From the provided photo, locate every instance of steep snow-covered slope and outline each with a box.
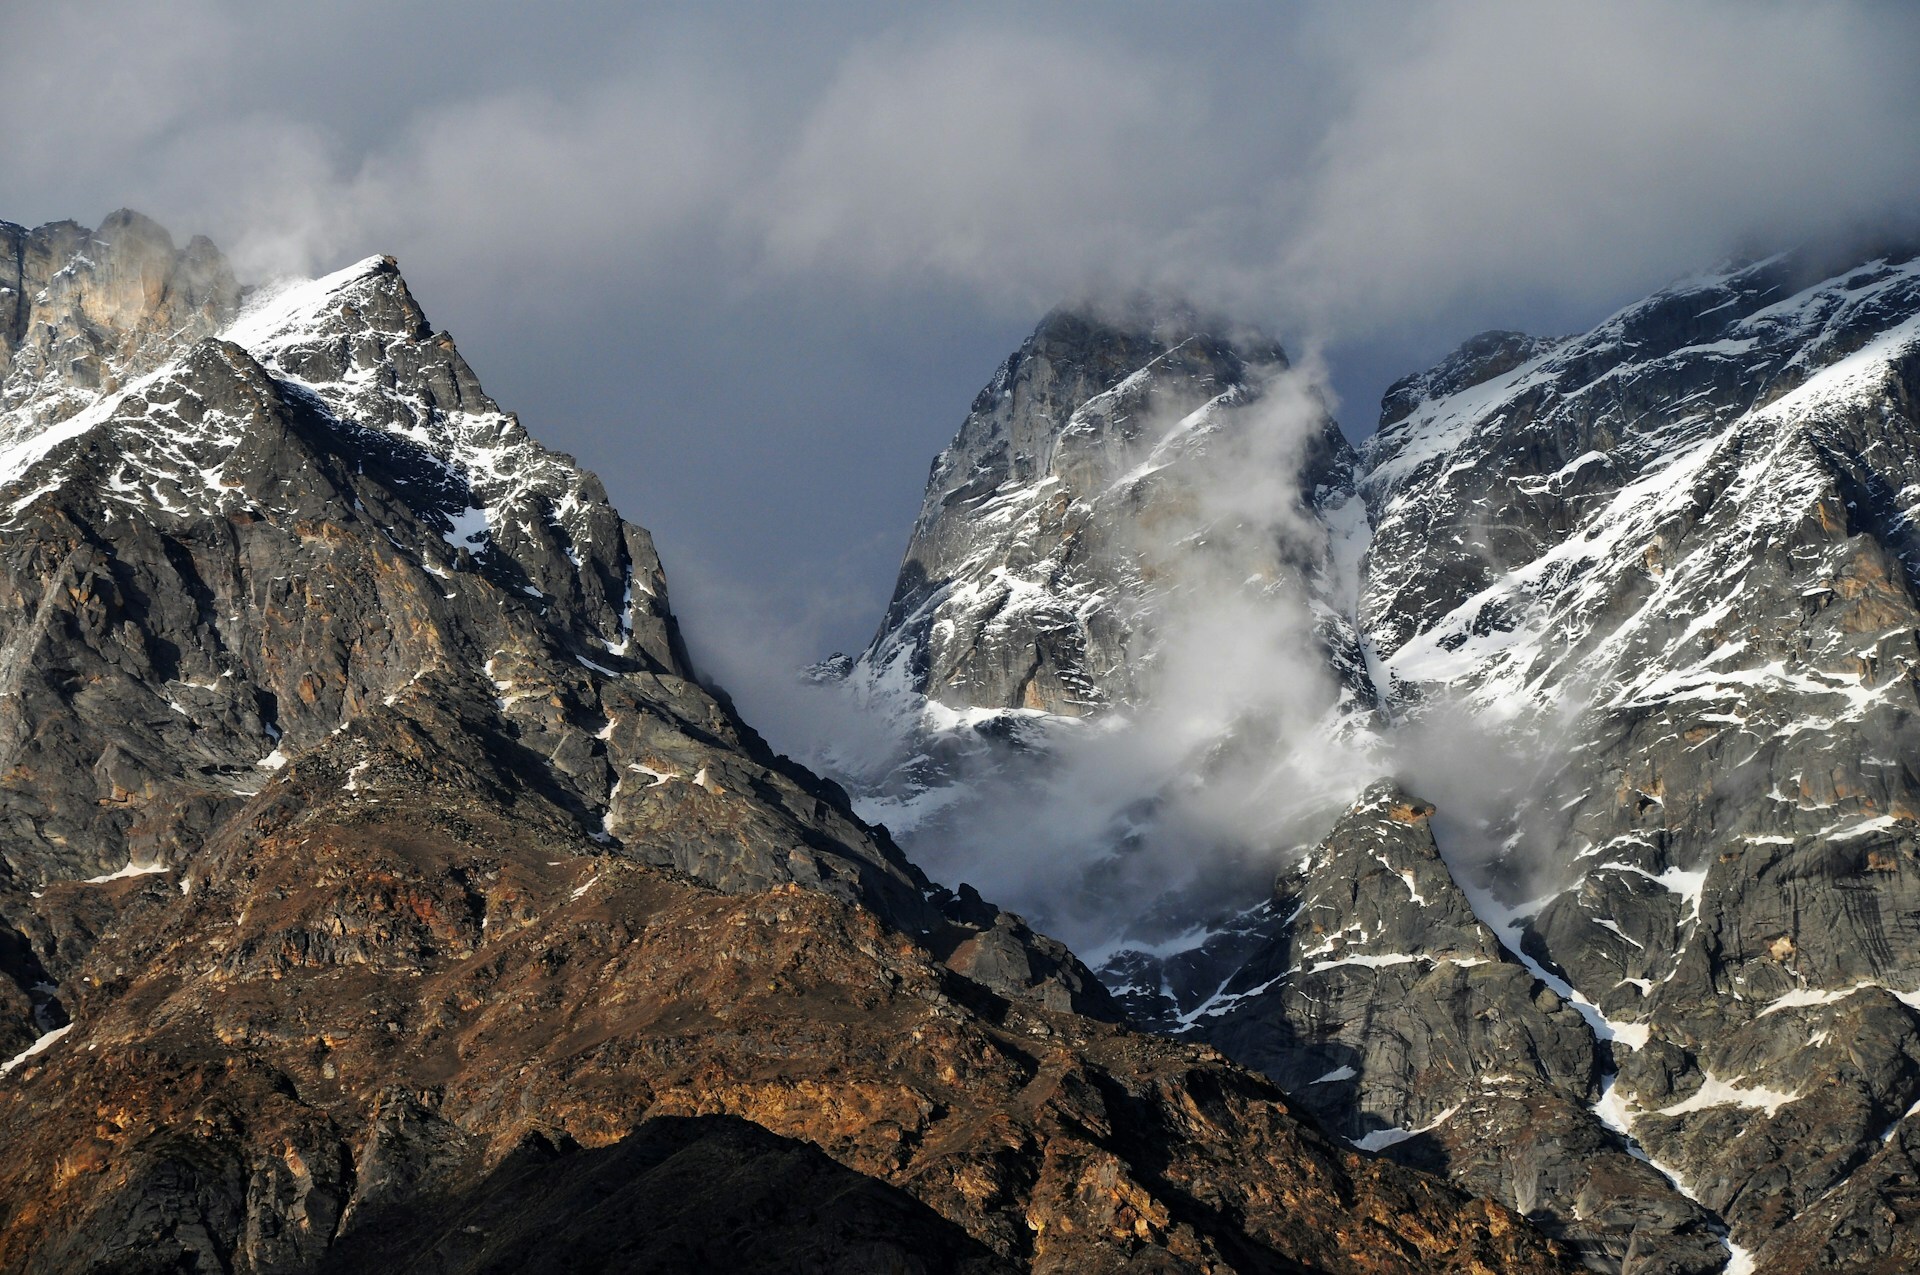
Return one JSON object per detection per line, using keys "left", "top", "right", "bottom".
{"left": 831, "top": 246, "right": 1920, "bottom": 1274}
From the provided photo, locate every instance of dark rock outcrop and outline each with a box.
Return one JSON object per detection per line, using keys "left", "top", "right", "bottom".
{"left": 1165, "top": 784, "right": 1726, "bottom": 1272}
{"left": 0, "top": 771, "right": 1570, "bottom": 1274}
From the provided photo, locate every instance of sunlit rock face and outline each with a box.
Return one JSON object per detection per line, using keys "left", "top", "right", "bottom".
{"left": 0, "top": 214, "right": 1575, "bottom": 1275}
{"left": 1334, "top": 247, "right": 1920, "bottom": 1275}
{"left": 840, "top": 245, "right": 1920, "bottom": 1274}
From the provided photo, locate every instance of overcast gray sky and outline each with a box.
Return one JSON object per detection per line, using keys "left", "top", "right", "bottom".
{"left": 5, "top": 1, "right": 1918, "bottom": 709}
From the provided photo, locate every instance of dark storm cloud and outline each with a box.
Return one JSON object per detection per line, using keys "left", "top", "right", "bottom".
{"left": 4, "top": 1, "right": 1917, "bottom": 714}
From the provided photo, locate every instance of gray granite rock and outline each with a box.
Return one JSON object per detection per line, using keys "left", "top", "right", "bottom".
{"left": 1350, "top": 246, "right": 1920, "bottom": 1271}
{"left": 0, "top": 217, "right": 1114, "bottom": 1059}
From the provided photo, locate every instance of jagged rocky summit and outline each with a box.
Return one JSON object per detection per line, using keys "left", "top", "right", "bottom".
{"left": 861, "top": 301, "right": 1360, "bottom": 716}
{"left": 832, "top": 247, "right": 1920, "bottom": 1273}
{"left": 0, "top": 212, "right": 1574, "bottom": 1274}
{"left": 819, "top": 301, "right": 1380, "bottom": 946}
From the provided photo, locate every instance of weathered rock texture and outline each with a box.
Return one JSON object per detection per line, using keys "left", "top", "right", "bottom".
{"left": 0, "top": 773, "right": 1568, "bottom": 1275}
{"left": 824, "top": 303, "right": 1379, "bottom": 943}
{"left": 860, "top": 304, "right": 1357, "bottom": 717}
{"left": 1179, "top": 785, "right": 1727, "bottom": 1272}
{"left": 1, "top": 209, "right": 239, "bottom": 439}
{"left": 1345, "top": 248, "right": 1920, "bottom": 1273}
{"left": 0, "top": 216, "right": 1573, "bottom": 1275}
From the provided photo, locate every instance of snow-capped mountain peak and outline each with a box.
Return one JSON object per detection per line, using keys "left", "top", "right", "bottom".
{"left": 818, "top": 244, "right": 1920, "bottom": 1273}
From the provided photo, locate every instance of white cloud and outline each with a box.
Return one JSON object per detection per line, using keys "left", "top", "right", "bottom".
{"left": 5, "top": 3, "right": 1913, "bottom": 341}
{"left": 0, "top": 1, "right": 234, "bottom": 184}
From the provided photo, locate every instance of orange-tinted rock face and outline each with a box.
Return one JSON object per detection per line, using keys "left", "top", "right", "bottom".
{"left": 1, "top": 209, "right": 239, "bottom": 431}
{"left": 0, "top": 766, "right": 1571, "bottom": 1275}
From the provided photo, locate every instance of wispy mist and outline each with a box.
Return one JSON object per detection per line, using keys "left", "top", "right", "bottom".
{"left": 727, "top": 363, "right": 1390, "bottom": 953}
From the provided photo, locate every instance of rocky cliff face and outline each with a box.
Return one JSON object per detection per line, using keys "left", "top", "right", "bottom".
{"left": 0, "top": 239, "right": 957, "bottom": 952}
{"left": 860, "top": 304, "right": 1357, "bottom": 717}
{"left": 1345, "top": 247, "right": 1920, "bottom": 1274}
{"left": 0, "top": 215, "right": 1573, "bottom": 1274}
{"left": 821, "top": 304, "right": 1379, "bottom": 951}
{"left": 840, "top": 247, "right": 1920, "bottom": 1273}
{"left": 1148, "top": 785, "right": 1729, "bottom": 1272}
{"left": 2, "top": 209, "right": 239, "bottom": 440}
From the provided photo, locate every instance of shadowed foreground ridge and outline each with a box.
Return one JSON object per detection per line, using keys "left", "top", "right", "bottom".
{"left": 0, "top": 214, "right": 1570, "bottom": 1274}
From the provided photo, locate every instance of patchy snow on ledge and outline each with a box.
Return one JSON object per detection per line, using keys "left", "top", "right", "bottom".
{"left": 83, "top": 860, "right": 170, "bottom": 884}
{"left": 1758, "top": 980, "right": 1920, "bottom": 1017}
{"left": 1309, "top": 952, "right": 1422, "bottom": 973}
{"left": 1658, "top": 1072, "right": 1801, "bottom": 1117}
{"left": 1350, "top": 1102, "right": 1462, "bottom": 1153}
{"left": 0, "top": 360, "right": 178, "bottom": 496}
{"left": 442, "top": 503, "right": 491, "bottom": 552}
{"left": 1590, "top": 860, "right": 1709, "bottom": 924}
{"left": 1, "top": 1024, "right": 73, "bottom": 1077}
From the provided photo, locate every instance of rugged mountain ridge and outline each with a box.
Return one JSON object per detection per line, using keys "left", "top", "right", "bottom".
{"left": 1338, "top": 246, "right": 1920, "bottom": 1274}
{"left": 0, "top": 213, "right": 1572, "bottom": 1274}
{"left": 836, "top": 246, "right": 1920, "bottom": 1272}
{"left": 858, "top": 303, "right": 1359, "bottom": 717}
{"left": 820, "top": 304, "right": 1379, "bottom": 949}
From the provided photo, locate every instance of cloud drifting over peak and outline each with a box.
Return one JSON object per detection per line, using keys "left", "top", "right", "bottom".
{"left": 9, "top": 2, "right": 1911, "bottom": 334}
{"left": 756, "top": 27, "right": 1216, "bottom": 307}
{"left": 2, "top": 1, "right": 1916, "bottom": 665}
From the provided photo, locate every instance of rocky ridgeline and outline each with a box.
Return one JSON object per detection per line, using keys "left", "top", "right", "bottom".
{"left": 844, "top": 247, "right": 1920, "bottom": 1272}
{"left": 822, "top": 302, "right": 1379, "bottom": 930}
{"left": 858, "top": 303, "right": 1359, "bottom": 716}
{"left": 0, "top": 214, "right": 1573, "bottom": 1274}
